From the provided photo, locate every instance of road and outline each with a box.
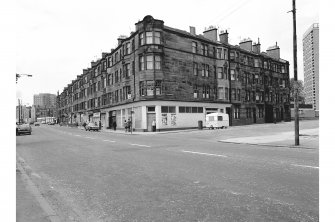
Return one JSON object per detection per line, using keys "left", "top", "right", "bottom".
{"left": 16, "top": 124, "right": 319, "bottom": 222}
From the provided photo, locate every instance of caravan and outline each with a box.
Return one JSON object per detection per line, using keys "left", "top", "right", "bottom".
{"left": 205, "top": 113, "right": 229, "bottom": 129}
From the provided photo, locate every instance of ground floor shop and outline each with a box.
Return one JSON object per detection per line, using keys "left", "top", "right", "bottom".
{"left": 101, "top": 101, "right": 232, "bottom": 132}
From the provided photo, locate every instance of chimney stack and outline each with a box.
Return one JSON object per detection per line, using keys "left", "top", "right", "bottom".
{"left": 203, "top": 26, "right": 218, "bottom": 42}
{"left": 252, "top": 38, "right": 261, "bottom": 53}
{"left": 190, "top": 26, "right": 196, "bottom": 35}
{"left": 239, "top": 38, "right": 252, "bottom": 51}
{"left": 219, "top": 30, "right": 229, "bottom": 44}
{"left": 266, "top": 42, "right": 280, "bottom": 59}
{"left": 102, "top": 52, "right": 108, "bottom": 58}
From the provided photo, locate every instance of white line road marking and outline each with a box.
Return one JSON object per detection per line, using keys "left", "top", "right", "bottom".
{"left": 181, "top": 150, "right": 227, "bottom": 158}
{"left": 130, "top": 144, "right": 151, "bottom": 148}
{"left": 103, "top": 140, "right": 115, "bottom": 143}
{"left": 74, "top": 135, "right": 82, "bottom": 137}
{"left": 291, "top": 164, "right": 319, "bottom": 169}
{"left": 85, "top": 137, "right": 95, "bottom": 139}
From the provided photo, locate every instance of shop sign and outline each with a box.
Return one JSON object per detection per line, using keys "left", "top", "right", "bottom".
{"left": 93, "top": 112, "right": 100, "bottom": 118}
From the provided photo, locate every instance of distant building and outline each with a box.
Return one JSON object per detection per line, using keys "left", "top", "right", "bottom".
{"left": 16, "top": 105, "right": 31, "bottom": 123}
{"left": 33, "top": 93, "right": 57, "bottom": 107}
{"left": 303, "top": 23, "right": 319, "bottom": 114}
{"left": 31, "top": 105, "right": 57, "bottom": 122}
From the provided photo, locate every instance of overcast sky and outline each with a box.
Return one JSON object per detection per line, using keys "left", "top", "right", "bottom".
{"left": 16, "top": 0, "right": 319, "bottom": 105}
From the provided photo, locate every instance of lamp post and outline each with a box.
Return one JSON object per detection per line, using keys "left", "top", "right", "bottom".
{"left": 16, "top": 73, "right": 32, "bottom": 83}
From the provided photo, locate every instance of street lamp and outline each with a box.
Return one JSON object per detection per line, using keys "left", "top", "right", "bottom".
{"left": 16, "top": 73, "right": 32, "bottom": 83}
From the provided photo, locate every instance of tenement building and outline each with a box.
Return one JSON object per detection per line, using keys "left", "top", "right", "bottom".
{"left": 57, "top": 15, "right": 290, "bottom": 131}
{"left": 303, "top": 23, "right": 319, "bottom": 114}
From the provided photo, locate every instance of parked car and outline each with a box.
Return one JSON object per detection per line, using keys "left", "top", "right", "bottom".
{"left": 17, "top": 123, "right": 32, "bottom": 135}
{"left": 48, "top": 122, "right": 55, "bottom": 125}
{"left": 34, "top": 122, "right": 40, "bottom": 126}
{"left": 85, "top": 122, "right": 99, "bottom": 131}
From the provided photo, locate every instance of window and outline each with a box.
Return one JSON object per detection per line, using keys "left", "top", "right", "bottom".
{"left": 193, "top": 63, "right": 198, "bottom": 76}
{"left": 218, "top": 67, "right": 223, "bottom": 79}
{"left": 234, "top": 106, "right": 240, "bottom": 119}
{"left": 218, "top": 87, "right": 224, "bottom": 99}
{"left": 140, "top": 81, "right": 145, "bottom": 96}
{"left": 146, "top": 31, "right": 153, "bottom": 44}
{"left": 203, "top": 85, "right": 210, "bottom": 98}
{"left": 115, "top": 70, "right": 119, "bottom": 83}
{"left": 154, "top": 32, "right": 161, "bottom": 44}
{"left": 146, "top": 55, "right": 154, "bottom": 69}
{"left": 139, "top": 33, "right": 144, "bottom": 45}
{"left": 193, "top": 85, "right": 199, "bottom": 98}
{"left": 192, "top": 42, "right": 197, "bottom": 53}
{"left": 223, "top": 49, "right": 228, "bottom": 60}
{"left": 126, "top": 42, "right": 130, "bottom": 54}
{"left": 225, "top": 88, "right": 229, "bottom": 100}
{"left": 217, "top": 48, "right": 223, "bottom": 59}
{"left": 161, "top": 106, "right": 176, "bottom": 113}
{"left": 232, "top": 88, "right": 236, "bottom": 100}
{"left": 179, "top": 106, "right": 204, "bottom": 113}
{"left": 155, "top": 55, "right": 161, "bottom": 70}
{"left": 201, "top": 64, "right": 205, "bottom": 77}
{"left": 155, "top": 80, "right": 162, "bottom": 95}
{"left": 255, "top": 59, "right": 259, "bottom": 67}
{"left": 231, "top": 69, "right": 235, "bottom": 80}
{"left": 139, "top": 56, "right": 144, "bottom": 71}
{"left": 204, "top": 45, "right": 208, "bottom": 56}
{"left": 230, "top": 51, "right": 235, "bottom": 60}
{"left": 237, "top": 89, "right": 241, "bottom": 101}
{"left": 123, "top": 86, "right": 131, "bottom": 99}
{"left": 205, "top": 64, "right": 209, "bottom": 77}
{"left": 124, "top": 63, "right": 130, "bottom": 78}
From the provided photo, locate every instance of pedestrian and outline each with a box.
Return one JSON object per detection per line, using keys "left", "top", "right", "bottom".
{"left": 99, "top": 120, "right": 101, "bottom": 130}
{"left": 83, "top": 121, "right": 87, "bottom": 130}
{"left": 124, "top": 120, "right": 128, "bottom": 132}
{"left": 112, "top": 121, "right": 117, "bottom": 131}
{"left": 152, "top": 119, "right": 156, "bottom": 132}
{"left": 128, "top": 118, "right": 132, "bottom": 132}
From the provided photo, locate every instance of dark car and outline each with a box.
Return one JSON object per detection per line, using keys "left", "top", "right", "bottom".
{"left": 34, "top": 122, "right": 40, "bottom": 126}
{"left": 17, "top": 123, "right": 32, "bottom": 135}
{"left": 85, "top": 122, "right": 99, "bottom": 131}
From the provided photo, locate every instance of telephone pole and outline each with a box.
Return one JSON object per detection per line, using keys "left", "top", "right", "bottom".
{"left": 290, "top": 0, "right": 300, "bottom": 145}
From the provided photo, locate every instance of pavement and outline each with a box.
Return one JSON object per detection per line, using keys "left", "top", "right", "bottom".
{"left": 16, "top": 119, "right": 319, "bottom": 221}
{"left": 99, "top": 120, "right": 319, "bottom": 149}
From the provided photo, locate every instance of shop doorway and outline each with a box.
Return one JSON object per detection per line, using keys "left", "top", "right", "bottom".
{"left": 147, "top": 113, "right": 156, "bottom": 132}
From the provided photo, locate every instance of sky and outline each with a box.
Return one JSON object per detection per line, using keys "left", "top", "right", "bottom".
{"left": 16, "top": 0, "right": 319, "bottom": 105}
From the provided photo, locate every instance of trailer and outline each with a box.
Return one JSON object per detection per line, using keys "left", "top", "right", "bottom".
{"left": 205, "top": 113, "right": 229, "bottom": 129}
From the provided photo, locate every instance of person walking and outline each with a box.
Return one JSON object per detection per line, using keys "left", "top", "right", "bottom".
{"left": 99, "top": 120, "right": 102, "bottom": 130}
{"left": 128, "top": 118, "right": 132, "bottom": 132}
{"left": 152, "top": 119, "right": 156, "bottom": 132}
{"left": 124, "top": 120, "right": 128, "bottom": 133}
{"left": 112, "top": 121, "right": 117, "bottom": 131}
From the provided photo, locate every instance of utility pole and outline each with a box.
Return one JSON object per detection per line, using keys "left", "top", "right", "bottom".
{"left": 290, "top": 0, "right": 300, "bottom": 145}
{"left": 18, "top": 99, "right": 21, "bottom": 124}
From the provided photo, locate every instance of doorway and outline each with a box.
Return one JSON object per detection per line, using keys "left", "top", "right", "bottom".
{"left": 147, "top": 113, "right": 156, "bottom": 132}
{"left": 225, "top": 107, "right": 232, "bottom": 126}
